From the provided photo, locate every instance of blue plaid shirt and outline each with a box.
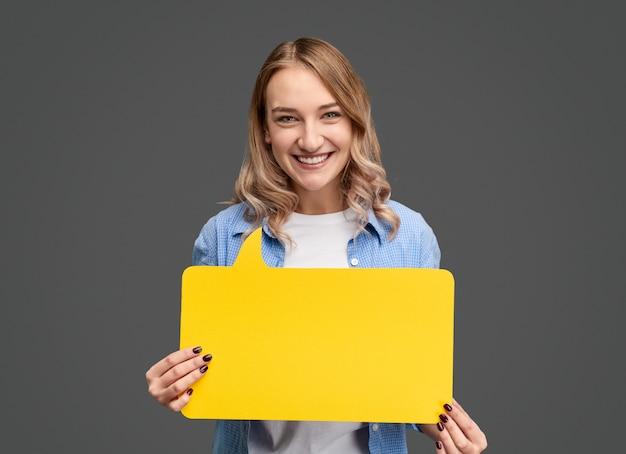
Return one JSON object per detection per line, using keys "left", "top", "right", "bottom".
{"left": 192, "top": 200, "right": 441, "bottom": 454}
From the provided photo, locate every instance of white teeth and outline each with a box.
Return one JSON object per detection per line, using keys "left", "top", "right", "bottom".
{"left": 297, "top": 154, "right": 329, "bottom": 165}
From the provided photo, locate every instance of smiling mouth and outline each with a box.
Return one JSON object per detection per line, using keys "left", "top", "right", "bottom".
{"left": 295, "top": 153, "right": 331, "bottom": 165}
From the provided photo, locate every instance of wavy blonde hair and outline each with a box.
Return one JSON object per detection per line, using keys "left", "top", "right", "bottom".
{"left": 232, "top": 37, "right": 400, "bottom": 242}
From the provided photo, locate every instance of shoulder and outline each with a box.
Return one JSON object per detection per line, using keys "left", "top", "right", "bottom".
{"left": 385, "top": 199, "right": 441, "bottom": 268}
{"left": 203, "top": 203, "right": 252, "bottom": 232}
{"left": 192, "top": 203, "right": 254, "bottom": 266}
{"left": 383, "top": 199, "right": 435, "bottom": 240}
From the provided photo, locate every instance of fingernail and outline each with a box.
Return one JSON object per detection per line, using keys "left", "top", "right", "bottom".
{"left": 439, "top": 414, "right": 449, "bottom": 423}
{"left": 192, "top": 346, "right": 202, "bottom": 354}
{"left": 436, "top": 441, "right": 442, "bottom": 449}
{"left": 444, "top": 403, "right": 453, "bottom": 412}
{"left": 437, "top": 422, "right": 444, "bottom": 431}
{"left": 187, "top": 388, "right": 193, "bottom": 396}
{"left": 200, "top": 365, "right": 208, "bottom": 373}
{"left": 202, "top": 354, "right": 213, "bottom": 362}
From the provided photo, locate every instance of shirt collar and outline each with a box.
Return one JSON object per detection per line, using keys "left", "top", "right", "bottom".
{"left": 228, "top": 205, "right": 277, "bottom": 240}
{"left": 362, "top": 209, "right": 389, "bottom": 245}
{"left": 229, "top": 206, "right": 389, "bottom": 244}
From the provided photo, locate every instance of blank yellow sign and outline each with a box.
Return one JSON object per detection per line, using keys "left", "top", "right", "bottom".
{"left": 180, "top": 228, "right": 454, "bottom": 423}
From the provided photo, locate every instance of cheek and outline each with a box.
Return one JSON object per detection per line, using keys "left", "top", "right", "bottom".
{"left": 341, "top": 134, "right": 354, "bottom": 157}
{"left": 270, "top": 143, "right": 287, "bottom": 165}
{"left": 339, "top": 123, "right": 353, "bottom": 148}
{"left": 267, "top": 130, "right": 295, "bottom": 153}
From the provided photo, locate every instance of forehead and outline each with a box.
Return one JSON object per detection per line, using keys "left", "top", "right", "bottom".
{"left": 265, "top": 66, "right": 336, "bottom": 109}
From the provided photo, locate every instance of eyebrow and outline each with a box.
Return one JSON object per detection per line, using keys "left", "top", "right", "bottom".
{"left": 270, "top": 102, "right": 339, "bottom": 113}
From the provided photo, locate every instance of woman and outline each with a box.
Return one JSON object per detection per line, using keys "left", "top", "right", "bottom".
{"left": 146, "top": 37, "right": 487, "bottom": 454}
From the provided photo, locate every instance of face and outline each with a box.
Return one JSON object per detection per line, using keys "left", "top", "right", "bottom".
{"left": 264, "top": 66, "right": 352, "bottom": 214}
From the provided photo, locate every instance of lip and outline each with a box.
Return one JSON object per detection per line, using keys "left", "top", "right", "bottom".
{"left": 292, "top": 152, "right": 333, "bottom": 167}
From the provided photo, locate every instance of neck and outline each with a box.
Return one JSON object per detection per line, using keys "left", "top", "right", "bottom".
{"left": 293, "top": 187, "right": 346, "bottom": 215}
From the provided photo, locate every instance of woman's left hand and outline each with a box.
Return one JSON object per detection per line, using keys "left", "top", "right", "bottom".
{"left": 420, "top": 399, "right": 488, "bottom": 453}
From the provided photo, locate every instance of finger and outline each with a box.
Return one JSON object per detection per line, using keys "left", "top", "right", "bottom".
{"left": 446, "top": 401, "right": 484, "bottom": 441}
{"left": 168, "top": 360, "right": 211, "bottom": 400}
{"left": 438, "top": 415, "right": 470, "bottom": 453}
{"left": 158, "top": 353, "right": 213, "bottom": 390}
{"left": 169, "top": 388, "right": 194, "bottom": 412}
{"left": 451, "top": 398, "right": 470, "bottom": 418}
{"left": 147, "top": 350, "right": 212, "bottom": 407}
{"left": 437, "top": 424, "right": 462, "bottom": 454}
{"left": 441, "top": 402, "right": 488, "bottom": 452}
{"left": 146, "top": 346, "right": 203, "bottom": 380}
{"left": 151, "top": 359, "right": 211, "bottom": 409}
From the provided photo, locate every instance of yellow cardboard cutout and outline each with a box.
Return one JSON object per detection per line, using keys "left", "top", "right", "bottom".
{"left": 180, "top": 228, "right": 454, "bottom": 423}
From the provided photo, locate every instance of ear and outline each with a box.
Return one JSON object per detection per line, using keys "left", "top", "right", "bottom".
{"left": 264, "top": 129, "right": 271, "bottom": 144}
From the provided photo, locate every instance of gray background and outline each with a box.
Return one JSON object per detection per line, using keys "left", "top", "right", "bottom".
{"left": 2, "top": 1, "right": 624, "bottom": 452}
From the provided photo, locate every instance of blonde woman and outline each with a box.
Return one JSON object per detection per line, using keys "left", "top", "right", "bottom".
{"left": 146, "top": 37, "right": 487, "bottom": 454}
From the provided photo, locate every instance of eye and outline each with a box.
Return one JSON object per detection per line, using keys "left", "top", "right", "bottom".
{"left": 323, "top": 112, "right": 341, "bottom": 119}
{"left": 277, "top": 115, "right": 297, "bottom": 122}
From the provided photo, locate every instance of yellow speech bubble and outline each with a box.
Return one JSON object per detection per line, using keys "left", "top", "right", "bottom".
{"left": 180, "top": 228, "right": 454, "bottom": 423}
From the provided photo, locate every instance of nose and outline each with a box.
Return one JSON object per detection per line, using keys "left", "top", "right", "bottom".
{"left": 297, "top": 124, "right": 324, "bottom": 152}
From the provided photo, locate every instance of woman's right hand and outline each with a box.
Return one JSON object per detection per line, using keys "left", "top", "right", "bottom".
{"left": 145, "top": 346, "right": 213, "bottom": 411}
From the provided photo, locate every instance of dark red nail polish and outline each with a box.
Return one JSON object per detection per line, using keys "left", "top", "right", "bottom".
{"left": 436, "top": 441, "right": 442, "bottom": 449}
{"left": 202, "top": 354, "right": 213, "bottom": 362}
{"left": 200, "top": 365, "right": 208, "bottom": 373}
{"left": 444, "top": 403, "right": 453, "bottom": 412}
{"left": 192, "top": 346, "right": 202, "bottom": 354}
{"left": 439, "top": 414, "right": 449, "bottom": 423}
{"left": 187, "top": 388, "right": 193, "bottom": 396}
{"left": 437, "top": 422, "right": 444, "bottom": 431}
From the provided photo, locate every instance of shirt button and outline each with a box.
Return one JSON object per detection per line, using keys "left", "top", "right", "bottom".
{"left": 372, "top": 423, "right": 379, "bottom": 431}
{"left": 350, "top": 258, "right": 359, "bottom": 266}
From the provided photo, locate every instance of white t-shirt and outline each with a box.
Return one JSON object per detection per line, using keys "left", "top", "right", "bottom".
{"left": 281, "top": 209, "right": 359, "bottom": 268}
{"left": 248, "top": 209, "right": 369, "bottom": 454}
